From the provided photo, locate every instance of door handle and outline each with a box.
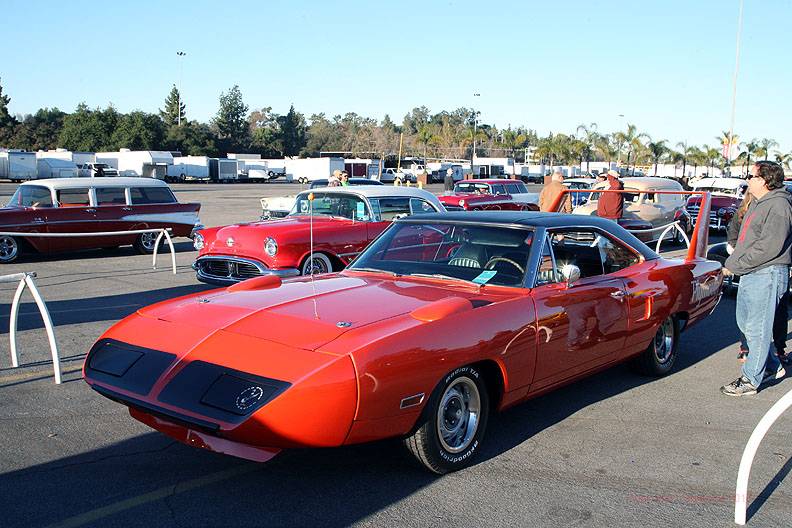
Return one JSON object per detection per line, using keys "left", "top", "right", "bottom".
{"left": 121, "top": 207, "right": 132, "bottom": 211}
{"left": 32, "top": 217, "right": 44, "bottom": 223}
{"left": 610, "top": 290, "right": 626, "bottom": 299}
{"left": 86, "top": 208, "right": 97, "bottom": 213}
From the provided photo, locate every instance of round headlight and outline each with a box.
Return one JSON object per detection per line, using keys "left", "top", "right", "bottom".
{"left": 717, "top": 207, "right": 727, "bottom": 218}
{"left": 264, "top": 237, "right": 277, "bottom": 257}
{"left": 193, "top": 233, "right": 204, "bottom": 250}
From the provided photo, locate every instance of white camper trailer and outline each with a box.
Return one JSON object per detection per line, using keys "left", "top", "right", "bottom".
{"left": 36, "top": 158, "right": 79, "bottom": 179}
{"left": 36, "top": 149, "right": 95, "bottom": 166}
{"left": 168, "top": 156, "right": 211, "bottom": 182}
{"left": 284, "top": 157, "right": 345, "bottom": 184}
{"left": 0, "top": 151, "right": 37, "bottom": 181}
{"left": 95, "top": 150, "right": 174, "bottom": 179}
{"left": 209, "top": 158, "right": 238, "bottom": 182}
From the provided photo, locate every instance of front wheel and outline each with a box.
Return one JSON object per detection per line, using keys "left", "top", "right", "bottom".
{"left": 404, "top": 365, "right": 489, "bottom": 474}
{"left": 133, "top": 232, "right": 161, "bottom": 254}
{"left": 632, "top": 316, "right": 679, "bottom": 376}
{"left": 300, "top": 253, "right": 332, "bottom": 275}
{"left": 0, "top": 235, "right": 20, "bottom": 263}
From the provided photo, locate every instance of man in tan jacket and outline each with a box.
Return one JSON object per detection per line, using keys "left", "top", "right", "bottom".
{"left": 539, "top": 171, "right": 572, "bottom": 213}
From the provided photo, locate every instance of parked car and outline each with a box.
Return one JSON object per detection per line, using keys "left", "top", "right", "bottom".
{"left": 439, "top": 179, "right": 539, "bottom": 211}
{"left": 379, "top": 168, "right": 414, "bottom": 183}
{"left": 573, "top": 177, "right": 693, "bottom": 244}
{"left": 83, "top": 206, "right": 721, "bottom": 473}
{"left": 259, "top": 178, "right": 385, "bottom": 220}
{"left": 196, "top": 186, "right": 445, "bottom": 284}
{"left": 0, "top": 178, "right": 202, "bottom": 262}
{"left": 77, "top": 163, "right": 119, "bottom": 178}
{"left": 563, "top": 177, "right": 597, "bottom": 207}
{"left": 685, "top": 177, "right": 747, "bottom": 232}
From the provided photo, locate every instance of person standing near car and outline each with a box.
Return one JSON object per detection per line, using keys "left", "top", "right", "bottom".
{"left": 539, "top": 171, "right": 572, "bottom": 213}
{"left": 340, "top": 170, "right": 350, "bottom": 186}
{"left": 328, "top": 169, "right": 342, "bottom": 187}
{"left": 721, "top": 161, "right": 792, "bottom": 396}
{"left": 444, "top": 168, "right": 455, "bottom": 192}
{"left": 596, "top": 170, "right": 624, "bottom": 220}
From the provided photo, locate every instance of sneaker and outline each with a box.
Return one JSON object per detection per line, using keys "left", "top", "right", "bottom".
{"left": 762, "top": 365, "right": 786, "bottom": 383}
{"left": 721, "top": 376, "right": 758, "bottom": 396}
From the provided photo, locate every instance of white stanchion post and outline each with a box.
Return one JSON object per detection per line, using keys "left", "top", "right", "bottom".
{"left": 735, "top": 388, "right": 792, "bottom": 525}
{"left": 9, "top": 275, "right": 26, "bottom": 367}
{"left": 152, "top": 229, "right": 177, "bottom": 274}
{"left": 653, "top": 222, "right": 691, "bottom": 253}
{"left": 23, "top": 274, "right": 61, "bottom": 384}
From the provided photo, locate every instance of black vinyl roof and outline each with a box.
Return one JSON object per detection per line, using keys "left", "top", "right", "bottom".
{"left": 402, "top": 211, "right": 660, "bottom": 259}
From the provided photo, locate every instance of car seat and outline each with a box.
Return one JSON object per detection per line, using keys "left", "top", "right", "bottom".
{"left": 448, "top": 243, "right": 487, "bottom": 268}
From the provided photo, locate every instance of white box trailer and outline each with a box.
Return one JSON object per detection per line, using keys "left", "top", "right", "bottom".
{"left": 95, "top": 150, "right": 174, "bottom": 179}
{"left": 226, "top": 153, "right": 262, "bottom": 160}
{"left": 285, "top": 157, "right": 345, "bottom": 184}
{"left": 37, "top": 158, "right": 79, "bottom": 179}
{"left": 36, "top": 149, "right": 95, "bottom": 166}
{"left": 209, "top": 158, "right": 238, "bottom": 182}
{"left": 0, "top": 151, "right": 37, "bottom": 181}
{"left": 472, "top": 157, "right": 516, "bottom": 177}
{"left": 168, "top": 156, "right": 211, "bottom": 182}
{"left": 239, "top": 159, "right": 284, "bottom": 181}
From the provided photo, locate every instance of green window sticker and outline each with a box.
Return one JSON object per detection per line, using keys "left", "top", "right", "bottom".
{"left": 472, "top": 270, "right": 497, "bottom": 284}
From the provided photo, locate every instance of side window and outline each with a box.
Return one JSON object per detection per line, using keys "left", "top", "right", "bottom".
{"left": 19, "top": 186, "right": 53, "bottom": 208}
{"left": 534, "top": 236, "right": 558, "bottom": 285}
{"left": 95, "top": 187, "right": 127, "bottom": 205}
{"left": 373, "top": 197, "right": 411, "bottom": 221}
{"left": 596, "top": 235, "right": 640, "bottom": 273}
{"left": 548, "top": 229, "right": 640, "bottom": 278}
{"left": 410, "top": 198, "right": 436, "bottom": 214}
{"left": 130, "top": 187, "right": 177, "bottom": 204}
{"left": 505, "top": 183, "right": 522, "bottom": 194}
{"left": 644, "top": 192, "right": 656, "bottom": 203}
{"left": 57, "top": 188, "right": 90, "bottom": 207}
{"left": 491, "top": 184, "right": 506, "bottom": 195}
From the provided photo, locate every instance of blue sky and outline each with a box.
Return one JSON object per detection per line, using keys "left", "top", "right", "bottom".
{"left": 3, "top": 0, "right": 790, "bottom": 152}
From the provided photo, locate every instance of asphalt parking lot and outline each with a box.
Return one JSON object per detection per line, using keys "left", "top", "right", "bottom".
{"left": 1, "top": 181, "right": 790, "bottom": 528}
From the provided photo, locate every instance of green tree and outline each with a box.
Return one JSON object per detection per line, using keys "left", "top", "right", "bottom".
{"left": 0, "top": 77, "right": 15, "bottom": 129}
{"left": 402, "top": 106, "right": 430, "bottom": 135}
{"left": 7, "top": 108, "right": 66, "bottom": 151}
{"left": 576, "top": 123, "right": 599, "bottom": 173}
{"left": 111, "top": 111, "right": 164, "bottom": 150}
{"left": 756, "top": 137, "right": 778, "bottom": 161}
{"left": 59, "top": 103, "right": 120, "bottom": 151}
{"left": 248, "top": 107, "right": 282, "bottom": 157}
{"left": 164, "top": 120, "right": 218, "bottom": 156}
{"left": 676, "top": 141, "right": 696, "bottom": 179}
{"left": 277, "top": 105, "right": 306, "bottom": 157}
{"left": 212, "top": 85, "right": 250, "bottom": 154}
{"left": 159, "top": 85, "right": 186, "bottom": 128}
{"left": 737, "top": 139, "right": 760, "bottom": 176}
{"left": 646, "top": 139, "right": 668, "bottom": 176}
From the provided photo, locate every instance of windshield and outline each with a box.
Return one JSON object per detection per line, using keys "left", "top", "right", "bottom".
{"left": 454, "top": 182, "right": 490, "bottom": 194}
{"left": 290, "top": 192, "right": 371, "bottom": 221}
{"left": 349, "top": 221, "right": 534, "bottom": 287}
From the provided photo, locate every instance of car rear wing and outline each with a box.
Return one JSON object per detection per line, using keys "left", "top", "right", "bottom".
{"left": 548, "top": 189, "right": 713, "bottom": 261}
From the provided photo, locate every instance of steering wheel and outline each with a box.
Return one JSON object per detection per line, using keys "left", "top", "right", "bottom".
{"left": 484, "top": 257, "right": 524, "bottom": 274}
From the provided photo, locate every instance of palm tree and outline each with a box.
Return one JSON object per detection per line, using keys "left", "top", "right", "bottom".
{"left": 576, "top": 122, "right": 599, "bottom": 173}
{"left": 669, "top": 150, "right": 685, "bottom": 178}
{"left": 757, "top": 138, "right": 778, "bottom": 161}
{"left": 676, "top": 141, "right": 695, "bottom": 180}
{"left": 739, "top": 139, "right": 760, "bottom": 175}
{"left": 688, "top": 146, "right": 706, "bottom": 178}
{"left": 594, "top": 134, "right": 618, "bottom": 166}
{"left": 703, "top": 145, "right": 722, "bottom": 178}
{"left": 646, "top": 139, "right": 668, "bottom": 176}
{"left": 619, "top": 124, "right": 649, "bottom": 174}
{"left": 774, "top": 151, "right": 791, "bottom": 169}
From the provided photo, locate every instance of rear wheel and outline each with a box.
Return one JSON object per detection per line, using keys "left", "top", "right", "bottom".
{"left": 404, "top": 365, "right": 489, "bottom": 474}
{"left": 0, "top": 235, "right": 19, "bottom": 263}
{"left": 133, "top": 232, "right": 161, "bottom": 254}
{"left": 632, "top": 316, "right": 679, "bottom": 376}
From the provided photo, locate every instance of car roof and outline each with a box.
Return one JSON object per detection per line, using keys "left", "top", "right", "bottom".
{"left": 593, "top": 176, "right": 683, "bottom": 191}
{"left": 20, "top": 177, "right": 169, "bottom": 189}
{"left": 296, "top": 185, "right": 440, "bottom": 201}
{"left": 692, "top": 177, "right": 747, "bottom": 190}
{"left": 399, "top": 211, "right": 659, "bottom": 259}
{"left": 459, "top": 179, "right": 521, "bottom": 185}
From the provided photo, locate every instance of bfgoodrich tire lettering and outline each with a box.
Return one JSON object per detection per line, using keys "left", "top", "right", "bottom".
{"left": 404, "top": 365, "right": 489, "bottom": 474}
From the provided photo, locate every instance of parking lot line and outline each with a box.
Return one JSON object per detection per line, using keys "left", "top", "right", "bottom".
{"left": 46, "top": 463, "right": 260, "bottom": 528}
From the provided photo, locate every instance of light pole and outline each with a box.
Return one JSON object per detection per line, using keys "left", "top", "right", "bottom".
{"left": 616, "top": 113, "right": 625, "bottom": 166}
{"left": 472, "top": 93, "right": 480, "bottom": 177}
{"left": 176, "top": 51, "right": 186, "bottom": 126}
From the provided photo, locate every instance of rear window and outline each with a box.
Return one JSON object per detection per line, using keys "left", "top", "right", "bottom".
{"left": 130, "top": 187, "right": 177, "bottom": 204}
{"left": 57, "top": 188, "right": 90, "bottom": 207}
{"left": 96, "top": 187, "right": 127, "bottom": 205}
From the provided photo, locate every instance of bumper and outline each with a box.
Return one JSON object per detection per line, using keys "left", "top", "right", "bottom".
{"left": 190, "top": 224, "right": 205, "bottom": 239}
{"left": 194, "top": 255, "right": 299, "bottom": 285}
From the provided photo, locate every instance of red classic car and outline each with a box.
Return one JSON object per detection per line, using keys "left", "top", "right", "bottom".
{"left": 439, "top": 179, "right": 539, "bottom": 212}
{"left": 84, "top": 196, "right": 721, "bottom": 474}
{"left": 193, "top": 186, "right": 445, "bottom": 284}
{"left": 0, "top": 178, "right": 201, "bottom": 262}
{"left": 686, "top": 177, "right": 747, "bottom": 231}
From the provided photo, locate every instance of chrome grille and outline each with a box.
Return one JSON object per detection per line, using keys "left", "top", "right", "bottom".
{"left": 687, "top": 205, "right": 717, "bottom": 225}
{"left": 197, "top": 258, "right": 264, "bottom": 281}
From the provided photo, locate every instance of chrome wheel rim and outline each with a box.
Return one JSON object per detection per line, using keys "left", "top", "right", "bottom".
{"left": 302, "top": 255, "right": 329, "bottom": 275}
{"left": 436, "top": 376, "right": 480, "bottom": 453}
{"left": 654, "top": 318, "right": 674, "bottom": 364}
{"left": 140, "top": 233, "right": 157, "bottom": 250}
{"left": 0, "top": 236, "right": 18, "bottom": 261}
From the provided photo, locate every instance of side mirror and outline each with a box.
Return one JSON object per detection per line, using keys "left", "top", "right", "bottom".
{"left": 559, "top": 264, "right": 581, "bottom": 286}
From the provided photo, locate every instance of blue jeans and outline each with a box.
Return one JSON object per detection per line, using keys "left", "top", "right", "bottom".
{"left": 738, "top": 265, "right": 789, "bottom": 387}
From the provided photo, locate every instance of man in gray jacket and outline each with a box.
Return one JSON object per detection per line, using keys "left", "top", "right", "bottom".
{"left": 721, "top": 161, "right": 792, "bottom": 396}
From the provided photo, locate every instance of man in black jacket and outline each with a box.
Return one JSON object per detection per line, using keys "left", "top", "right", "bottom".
{"left": 721, "top": 161, "right": 792, "bottom": 396}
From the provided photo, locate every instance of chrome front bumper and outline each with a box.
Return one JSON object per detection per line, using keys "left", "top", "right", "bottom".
{"left": 194, "top": 255, "right": 299, "bottom": 285}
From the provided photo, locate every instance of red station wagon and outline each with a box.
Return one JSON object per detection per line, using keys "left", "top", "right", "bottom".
{"left": 439, "top": 179, "right": 539, "bottom": 212}
{"left": 0, "top": 178, "right": 202, "bottom": 262}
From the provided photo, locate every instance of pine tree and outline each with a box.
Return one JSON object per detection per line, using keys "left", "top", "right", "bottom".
{"left": 0, "top": 77, "right": 17, "bottom": 130}
{"left": 278, "top": 105, "right": 306, "bottom": 156}
{"left": 159, "top": 85, "right": 186, "bottom": 127}
{"left": 212, "top": 85, "right": 250, "bottom": 153}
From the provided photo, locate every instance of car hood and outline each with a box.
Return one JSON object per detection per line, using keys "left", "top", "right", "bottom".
{"left": 687, "top": 195, "right": 739, "bottom": 208}
{"left": 137, "top": 273, "right": 479, "bottom": 351}
{"left": 203, "top": 216, "right": 355, "bottom": 255}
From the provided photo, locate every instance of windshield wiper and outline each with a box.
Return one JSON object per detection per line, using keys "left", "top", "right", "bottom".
{"left": 348, "top": 267, "right": 401, "bottom": 276}
{"left": 407, "top": 273, "right": 475, "bottom": 284}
